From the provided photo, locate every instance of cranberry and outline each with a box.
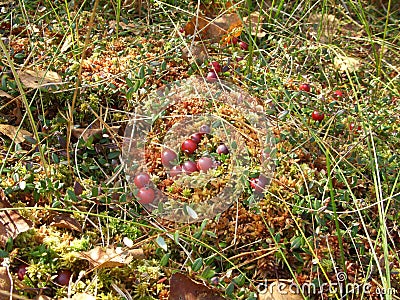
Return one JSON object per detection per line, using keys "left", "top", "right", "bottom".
{"left": 239, "top": 41, "right": 248, "bottom": 51}
{"left": 134, "top": 173, "right": 150, "bottom": 188}
{"left": 216, "top": 144, "right": 229, "bottom": 155}
{"left": 199, "top": 124, "right": 211, "bottom": 134}
{"left": 191, "top": 133, "right": 203, "bottom": 144}
{"left": 182, "top": 161, "right": 198, "bottom": 174}
{"left": 349, "top": 123, "right": 362, "bottom": 132}
{"left": 206, "top": 71, "right": 218, "bottom": 82}
{"left": 230, "top": 36, "right": 239, "bottom": 45}
{"left": 55, "top": 270, "right": 72, "bottom": 286}
{"left": 197, "top": 157, "right": 214, "bottom": 172}
{"left": 161, "top": 149, "right": 177, "bottom": 167}
{"left": 311, "top": 110, "right": 325, "bottom": 122}
{"left": 17, "top": 264, "right": 28, "bottom": 281}
{"left": 236, "top": 56, "right": 244, "bottom": 62}
{"left": 333, "top": 90, "right": 344, "bottom": 98}
{"left": 209, "top": 61, "right": 221, "bottom": 73}
{"left": 181, "top": 139, "right": 197, "bottom": 154}
{"left": 137, "top": 187, "right": 155, "bottom": 204}
{"left": 170, "top": 165, "right": 183, "bottom": 178}
{"left": 299, "top": 83, "right": 311, "bottom": 93}
{"left": 250, "top": 175, "right": 268, "bottom": 193}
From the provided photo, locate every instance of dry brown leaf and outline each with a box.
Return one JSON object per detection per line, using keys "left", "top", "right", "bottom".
{"left": 69, "top": 293, "right": 96, "bottom": 300}
{"left": 71, "top": 126, "right": 120, "bottom": 142}
{"left": 258, "top": 281, "right": 304, "bottom": 300}
{"left": 50, "top": 213, "right": 82, "bottom": 232}
{"left": 34, "top": 296, "right": 53, "bottom": 300}
{"left": 243, "top": 12, "right": 266, "bottom": 38}
{"left": 0, "top": 124, "right": 32, "bottom": 144}
{"left": 308, "top": 13, "right": 340, "bottom": 43}
{"left": 333, "top": 54, "right": 361, "bottom": 72}
{"left": 0, "top": 90, "right": 12, "bottom": 99}
{"left": 182, "top": 43, "right": 209, "bottom": 64}
{"left": 18, "top": 69, "right": 62, "bottom": 89}
{"left": 184, "top": 13, "right": 242, "bottom": 43}
{"left": 0, "top": 267, "right": 12, "bottom": 300}
{"left": 169, "top": 273, "right": 225, "bottom": 300}
{"left": 76, "top": 246, "right": 144, "bottom": 269}
{"left": 0, "top": 189, "right": 33, "bottom": 248}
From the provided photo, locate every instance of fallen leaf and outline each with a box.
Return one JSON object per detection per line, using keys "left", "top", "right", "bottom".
{"left": 0, "top": 124, "right": 32, "bottom": 144}
{"left": 0, "top": 90, "right": 12, "bottom": 99}
{"left": 18, "top": 69, "right": 62, "bottom": 89}
{"left": 70, "top": 293, "right": 96, "bottom": 300}
{"left": 181, "top": 43, "right": 209, "bottom": 64}
{"left": 308, "top": 13, "right": 340, "bottom": 43}
{"left": 169, "top": 273, "right": 225, "bottom": 300}
{"left": 333, "top": 54, "right": 361, "bottom": 72}
{"left": 75, "top": 246, "right": 144, "bottom": 269}
{"left": 108, "top": 20, "right": 145, "bottom": 35}
{"left": 0, "top": 267, "right": 12, "bottom": 300}
{"left": 50, "top": 213, "right": 82, "bottom": 232}
{"left": 60, "top": 35, "right": 73, "bottom": 53}
{"left": 184, "top": 13, "right": 242, "bottom": 43}
{"left": 243, "top": 12, "right": 266, "bottom": 38}
{"left": 258, "top": 281, "right": 304, "bottom": 300}
{"left": 71, "top": 126, "right": 120, "bottom": 142}
{"left": 0, "top": 189, "right": 33, "bottom": 248}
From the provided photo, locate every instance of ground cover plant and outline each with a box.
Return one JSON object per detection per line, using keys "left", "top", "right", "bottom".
{"left": 0, "top": 0, "right": 399, "bottom": 299}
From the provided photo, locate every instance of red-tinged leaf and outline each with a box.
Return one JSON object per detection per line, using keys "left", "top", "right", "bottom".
{"left": 0, "top": 189, "right": 33, "bottom": 248}
{"left": 169, "top": 273, "right": 225, "bottom": 300}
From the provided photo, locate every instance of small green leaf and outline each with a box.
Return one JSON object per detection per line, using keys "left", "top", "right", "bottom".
{"left": 155, "top": 236, "right": 168, "bottom": 252}
{"left": 138, "top": 65, "right": 145, "bottom": 79}
{"left": 201, "top": 266, "right": 216, "bottom": 279}
{"left": 67, "top": 189, "right": 78, "bottom": 201}
{"left": 192, "top": 257, "right": 203, "bottom": 272}
{"left": 160, "top": 253, "right": 170, "bottom": 266}
{"left": 233, "top": 274, "right": 245, "bottom": 286}
{"left": 225, "top": 282, "right": 235, "bottom": 296}
{"left": 107, "top": 151, "right": 120, "bottom": 159}
{"left": 173, "top": 231, "right": 180, "bottom": 244}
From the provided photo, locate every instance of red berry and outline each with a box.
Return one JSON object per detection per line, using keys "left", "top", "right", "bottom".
{"left": 17, "top": 264, "right": 28, "bottom": 281}
{"left": 333, "top": 90, "right": 344, "bottom": 98}
{"left": 216, "top": 144, "right": 229, "bottom": 155}
{"left": 206, "top": 71, "right": 218, "bottom": 82}
{"left": 230, "top": 36, "right": 239, "bottom": 45}
{"left": 56, "top": 270, "right": 72, "bottom": 286}
{"left": 181, "top": 139, "right": 197, "bottom": 154}
{"left": 179, "top": 27, "right": 185, "bottom": 34}
{"left": 209, "top": 61, "right": 221, "bottom": 73}
{"left": 311, "top": 110, "right": 325, "bottom": 122}
{"left": 250, "top": 175, "right": 268, "bottom": 193}
{"left": 161, "top": 149, "right": 177, "bottom": 167}
{"left": 182, "top": 161, "right": 198, "bottom": 174}
{"left": 349, "top": 123, "right": 362, "bottom": 132}
{"left": 197, "top": 157, "right": 214, "bottom": 172}
{"left": 137, "top": 187, "right": 155, "bottom": 204}
{"left": 236, "top": 56, "right": 244, "bottom": 62}
{"left": 199, "top": 124, "right": 211, "bottom": 134}
{"left": 191, "top": 133, "right": 203, "bottom": 144}
{"left": 239, "top": 41, "right": 248, "bottom": 51}
{"left": 170, "top": 165, "right": 183, "bottom": 178}
{"left": 299, "top": 83, "right": 311, "bottom": 93}
{"left": 134, "top": 173, "right": 150, "bottom": 188}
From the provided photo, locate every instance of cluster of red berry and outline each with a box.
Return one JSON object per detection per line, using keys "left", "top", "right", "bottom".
{"left": 207, "top": 39, "right": 248, "bottom": 82}
{"left": 134, "top": 124, "right": 231, "bottom": 204}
